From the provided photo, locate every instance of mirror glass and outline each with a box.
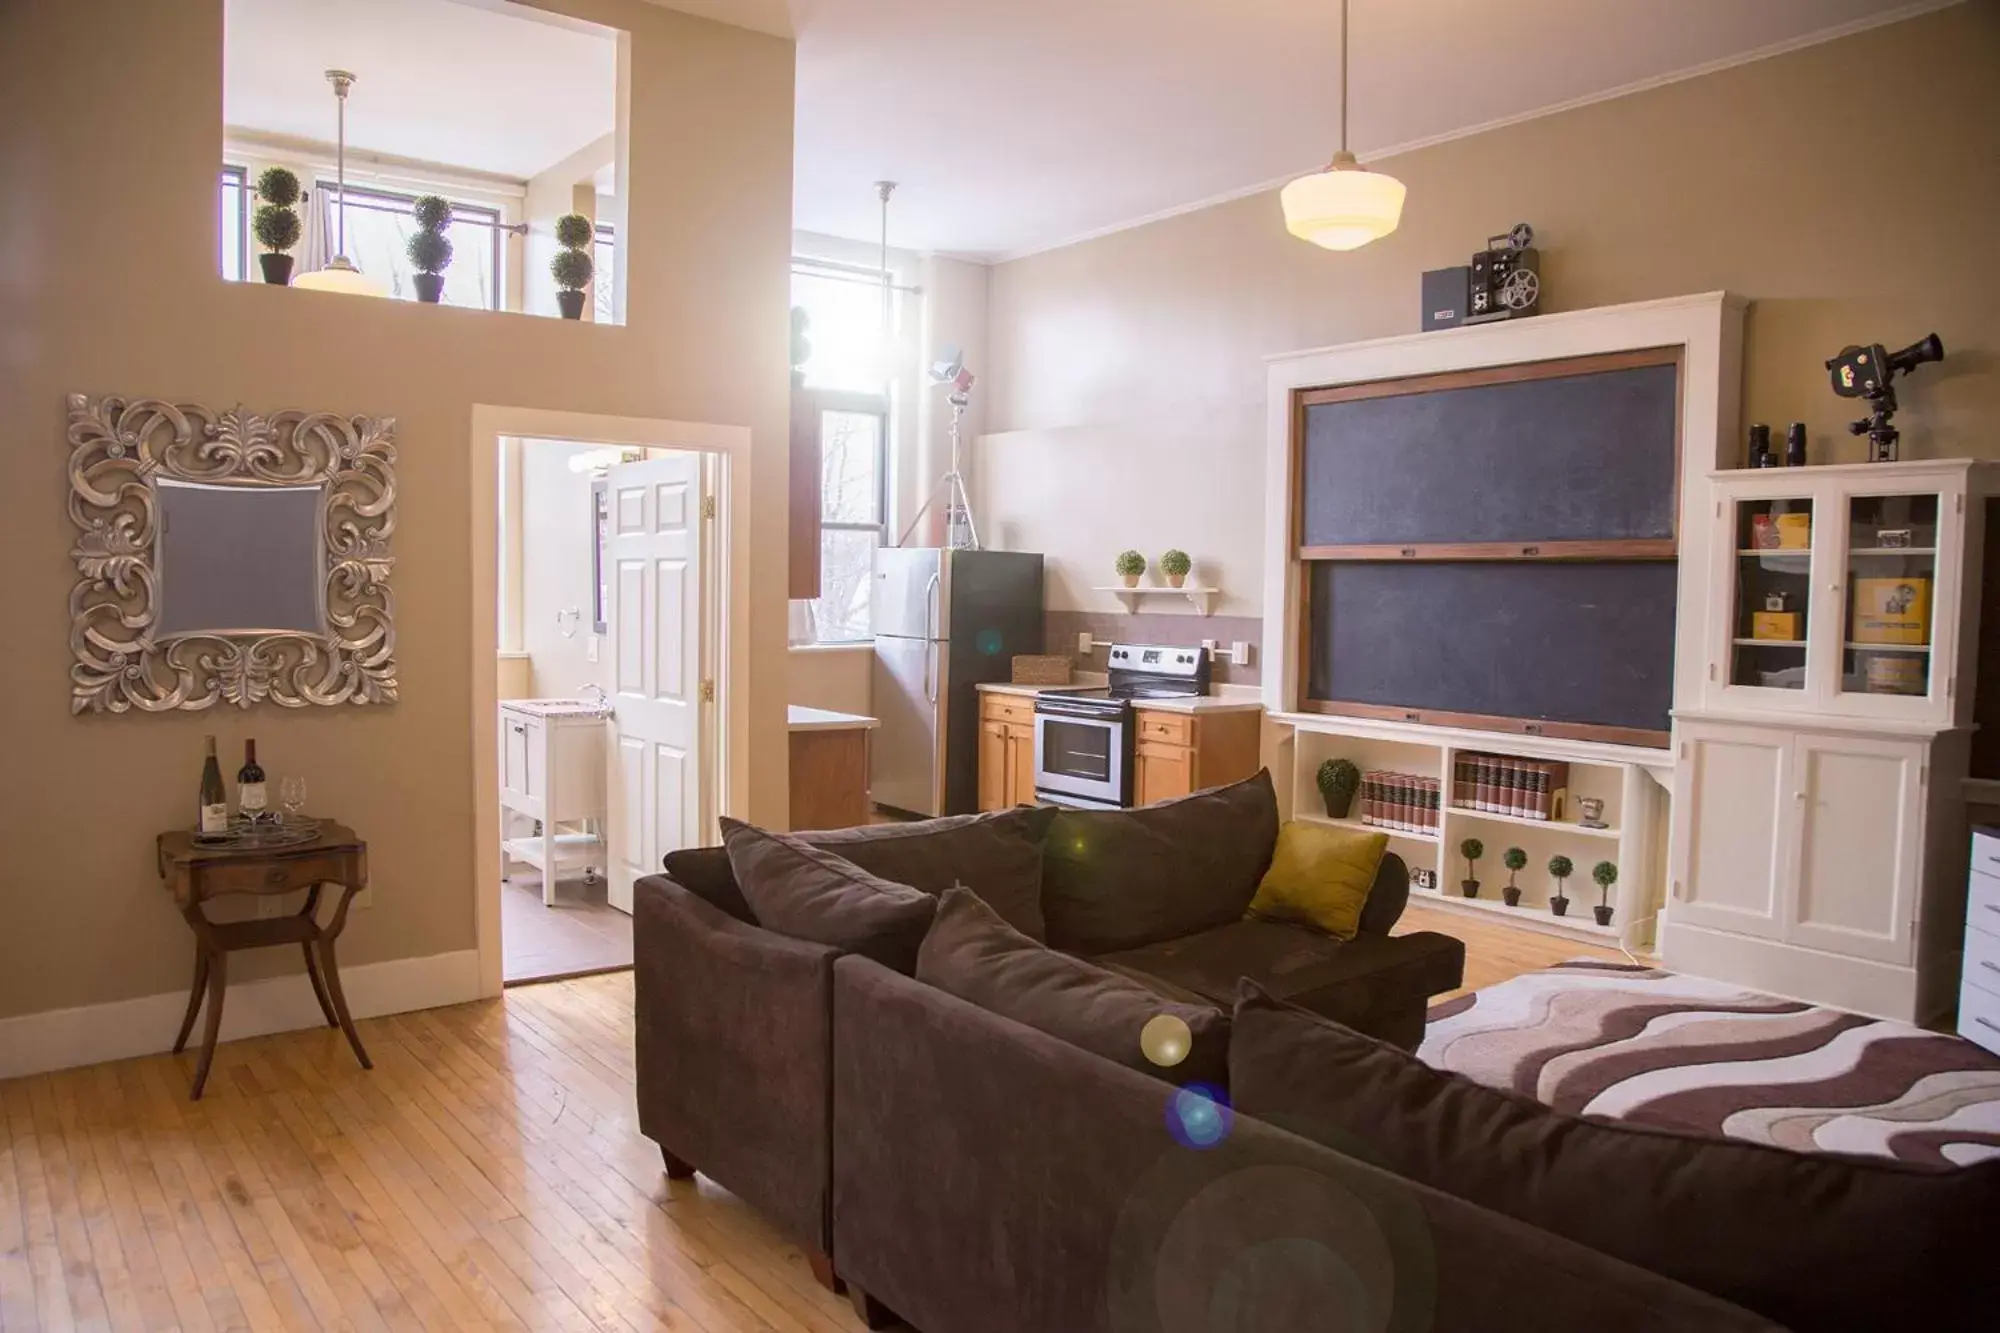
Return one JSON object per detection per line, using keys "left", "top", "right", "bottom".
{"left": 154, "top": 478, "right": 327, "bottom": 639}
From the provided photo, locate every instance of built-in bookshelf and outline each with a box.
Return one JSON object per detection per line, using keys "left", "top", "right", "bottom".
{"left": 1281, "top": 710, "right": 1668, "bottom": 950}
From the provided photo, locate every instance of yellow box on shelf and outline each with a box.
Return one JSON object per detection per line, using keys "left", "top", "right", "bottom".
{"left": 1851, "top": 576, "right": 1931, "bottom": 645}
{"left": 1775, "top": 512, "right": 1812, "bottom": 548}
{"left": 1751, "top": 611, "right": 1802, "bottom": 641}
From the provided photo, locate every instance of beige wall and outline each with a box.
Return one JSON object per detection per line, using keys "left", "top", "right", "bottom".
{"left": 519, "top": 441, "right": 612, "bottom": 700}
{"left": 977, "top": 3, "right": 2000, "bottom": 623}
{"left": 788, "top": 645, "right": 873, "bottom": 715}
{"left": 0, "top": 0, "right": 793, "bottom": 1022}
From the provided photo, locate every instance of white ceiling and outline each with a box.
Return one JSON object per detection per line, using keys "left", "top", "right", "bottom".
{"left": 764, "top": 0, "right": 1942, "bottom": 258}
{"left": 224, "top": 0, "right": 616, "bottom": 181}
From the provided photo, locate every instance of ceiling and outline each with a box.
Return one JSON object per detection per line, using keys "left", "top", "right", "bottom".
{"left": 224, "top": 0, "right": 616, "bottom": 181}
{"left": 758, "top": 0, "right": 1942, "bottom": 258}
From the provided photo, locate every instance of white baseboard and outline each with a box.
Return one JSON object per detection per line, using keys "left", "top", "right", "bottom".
{"left": 0, "top": 948, "right": 482, "bottom": 1082}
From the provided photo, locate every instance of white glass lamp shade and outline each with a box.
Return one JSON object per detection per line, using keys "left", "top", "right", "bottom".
{"left": 293, "top": 255, "right": 386, "bottom": 297}
{"left": 1280, "top": 152, "right": 1406, "bottom": 251}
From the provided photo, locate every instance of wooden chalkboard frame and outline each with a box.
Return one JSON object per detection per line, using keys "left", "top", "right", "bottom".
{"left": 1290, "top": 345, "right": 1684, "bottom": 747}
{"left": 1292, "top": 346, "right": 1684, "bottom": 561}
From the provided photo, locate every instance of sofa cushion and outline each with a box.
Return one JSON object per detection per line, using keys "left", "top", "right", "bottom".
{"left": 1041, "top": 769, "right": 1280, "bottom": 955}
{"left": 917, "top": 887, "right": 1231, "bottom": 1088}
{"left": 794, "top": 806, "right": 1059, "bottom": 939}
{"left": 720, "top": 818, "right": 937, "bottom": 973}
{"left": 1228, "top": 983, "right": 2000, "bottom": 1333}
{"left": 662, "top": 844, "right": 753, "bottom": 922}
{"left": 1246, "top": 820, "right": 1389, "bottom": 940}
{"left": 1094, "top": 906, "right": 1463, "bottom": 1050}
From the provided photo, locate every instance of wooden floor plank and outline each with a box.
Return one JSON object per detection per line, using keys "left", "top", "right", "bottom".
{"left": 0, "top": 911, "right": 1571, "bottom": 1331}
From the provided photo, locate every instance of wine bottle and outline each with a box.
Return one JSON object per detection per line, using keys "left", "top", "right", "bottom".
{"left": 199, "top": 736, "right": 228, "bottom": 834}
{"left": 238, "top": 739, "right": 268, "bottom": 823}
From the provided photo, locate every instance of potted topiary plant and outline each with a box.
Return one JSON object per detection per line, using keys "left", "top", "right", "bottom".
{"left": 551, "top": 212, "right": 594, "bottom": 319}
{"left": 1159, "top": 549, "right": 1192, "bottom": 589}
{"left": 252, "top": 166, "right": 302, "bottom": 285}
{"left": 1459, "top": 837, "right": 1484, "bottom": 898}
{"left": 1548, "top": 854, "right": 1574, "bottom": 917}
{"left": 1114, "top": 550, "right": 1146, "bottom": 588}
{"left": 1591, "top": 861, "right": 1618, "bottom": 927}
{"left": 1501, "top": 847, "right": 1527, "bottom": 906}
{"left": 1316, "top": 758, "right": 1360, "bottom": 819}
{"left": 406, "top": 195, "right": 453, "bottom": 303}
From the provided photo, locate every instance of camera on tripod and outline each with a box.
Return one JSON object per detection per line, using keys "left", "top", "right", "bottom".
{"left": 1826, "top": 333, "right": 1944, "bottom": 462}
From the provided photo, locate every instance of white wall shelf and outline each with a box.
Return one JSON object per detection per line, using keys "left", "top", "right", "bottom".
{"left": 1095, "top": 584, "right": 1219, "bottom": 616}
{"left": 1450, "top": 806, "right": 1622, "bottom": 840}
{"left": 1409, "top": 882, "right": 1623, "bottom": 943}
{"left": 1297, "top": 810, "right": 1440, "bottom": 845}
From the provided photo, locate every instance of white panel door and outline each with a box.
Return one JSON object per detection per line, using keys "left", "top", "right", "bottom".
{"left": 603, "top": 454, "right": 703, "bottom": 914}
{"left": 1669, "top": 720, "right": 1791, "bottom": 940}
{"left": 1789, "top": 732, "right": 1922, "bottom": 965}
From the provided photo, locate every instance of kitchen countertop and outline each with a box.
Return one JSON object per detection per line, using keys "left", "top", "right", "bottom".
{"left": 975, "top": 681, "right": 1263, "bottom": 715}
{"left": 788, "top": 705, "right": 879, "bottom": 732}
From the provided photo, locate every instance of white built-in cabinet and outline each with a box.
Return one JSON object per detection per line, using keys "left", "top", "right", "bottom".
{"left": 499, "top": 700, "right": 609, "bottom": 907}
{"left": 1667, "top": 459, "right": 1994, "bottom": 1022}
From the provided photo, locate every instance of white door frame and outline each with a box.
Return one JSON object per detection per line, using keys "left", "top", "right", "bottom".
{"left": 470, "top": 405, "right": 749, "bottom": 998}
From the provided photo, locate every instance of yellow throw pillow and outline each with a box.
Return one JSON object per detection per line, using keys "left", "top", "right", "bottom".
{"left": 1246, "top": 821, "right": 1388, "bottom": 941}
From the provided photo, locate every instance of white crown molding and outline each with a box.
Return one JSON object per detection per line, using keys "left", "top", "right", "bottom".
{"left": 0, "top": 949, "right": 480, "bottom": 1083}
{"left": 992, "top": 0, "right": 1965, "bottom": 266}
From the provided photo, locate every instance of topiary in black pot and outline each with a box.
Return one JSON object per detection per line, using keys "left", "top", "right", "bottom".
{"left": 1501, "top": 847, "right": 1526, "bottom": 906}
{"left": 1459, "top": 837, "right": 1484, "bottom": 898}
{"left": 1316, "top": 758, "right": 1360, "bottom": 819}
{"left": 552, "top": 212, "right": 594, "bottom": 318}
{"left": 252, "top": 166, "right": 302, "bottom": 285}
{"left": 407, "top": 195, "right": 453, "bottom": 303}
{"left": 1548, "top": 854, "right": 1574, "bottom": 917}
{"left": 1592, "top": 860, "right": 1619, "bottom": 927}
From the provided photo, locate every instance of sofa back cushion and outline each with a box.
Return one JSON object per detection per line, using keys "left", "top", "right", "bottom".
{"left": 1041, "top": 769, "right": 1281, "bottom": 956}
{"left": 1228, "top": 984, "right": 2000, "bottom": 1333}
{"left": 917, "top": 887, "right": 1231, "bottom": 1088}
{"left": 795, "top": 806, "right": 1059, "bottom": 939}
{"left": 720, "top": 818, "right": 937, "bottom": 974}
{"left": 669, "top": 806, "right": 1059, "bottom": 939}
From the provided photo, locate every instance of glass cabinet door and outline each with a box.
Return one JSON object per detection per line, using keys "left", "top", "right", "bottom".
{"left": 1840, "top": 493, "right": 1939, "bottom": 701}
{"left": 1728, "top": 495, "right": 1814, "bottom": 692}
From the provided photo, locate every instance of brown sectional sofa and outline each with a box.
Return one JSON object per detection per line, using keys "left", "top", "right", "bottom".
{"left": 829, "top": 955, "right": 1782, "bottom": 1332}
{"left": 633, "top": 775, "right": 1465, "bottom": 1296}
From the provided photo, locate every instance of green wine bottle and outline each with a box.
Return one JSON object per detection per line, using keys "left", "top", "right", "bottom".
{"left": 199, "top": 736, "right": 228, "bottom": 834}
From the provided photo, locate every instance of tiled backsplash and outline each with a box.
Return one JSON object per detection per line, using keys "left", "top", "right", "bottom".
{"left": 1043, "top": 610, "right": 1262, "bottom": 687}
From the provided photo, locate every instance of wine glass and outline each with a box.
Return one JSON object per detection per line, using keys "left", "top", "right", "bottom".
{"left": 279, "top": 776, "right": 308, "bottom": 823}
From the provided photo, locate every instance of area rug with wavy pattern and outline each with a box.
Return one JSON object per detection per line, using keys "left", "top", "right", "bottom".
{"left": 1418, "top": 959, "right": 2000, "bottom": 1166}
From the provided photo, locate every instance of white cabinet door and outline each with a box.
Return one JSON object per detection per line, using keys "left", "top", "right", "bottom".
{"left": 1788, "top": 732, "right": 1922, "bottom": 965}
{"left": 1670, "top": 721, "right": 1791, "bottom": 940}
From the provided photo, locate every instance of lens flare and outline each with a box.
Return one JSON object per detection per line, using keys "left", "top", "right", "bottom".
{"left": 1166, "top": 1083, "right": 1233, "bottom": 1150}
{"left": 975, "top": 627, "right": 1003, "bottom": 656}
{"left": 1140, "top": 1014, "right": 1193, "bottom": 1068}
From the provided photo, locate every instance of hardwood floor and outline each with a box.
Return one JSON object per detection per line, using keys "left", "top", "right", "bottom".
{"left": 0, "top": 912, "right": 1598, "bottom": 1330}
{"left": 1398, "top": 900, "right": 1628, "bottom": 999}
{"left": 501, "top": 873, "right": 634, "bottom": 986}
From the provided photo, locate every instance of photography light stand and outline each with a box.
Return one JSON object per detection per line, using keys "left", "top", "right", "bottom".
{"left": 896, "top": 366, "right": 980, "bottom": 549}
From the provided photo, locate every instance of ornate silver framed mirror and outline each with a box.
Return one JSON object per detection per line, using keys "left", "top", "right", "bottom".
{"left": 66, "top": 394, "right": 398, "bottom": 713}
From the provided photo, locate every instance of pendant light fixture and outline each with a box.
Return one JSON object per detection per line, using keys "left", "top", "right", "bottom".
{"left": 1280, "top": 0, "right": 1405, "bottom": 251}
{"left": 294, "top": 69, "right": 387, "bottom": 297}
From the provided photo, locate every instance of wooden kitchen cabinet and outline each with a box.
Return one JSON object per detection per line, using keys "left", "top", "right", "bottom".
{"left": 976, "top": 692, "right": 1263, "bottom": 811}
{"left": 1131, "top": 708, "right": 1262, "bottom": 806}
{"left": 978, "top": 694, "right": 1038, "bottom": 811}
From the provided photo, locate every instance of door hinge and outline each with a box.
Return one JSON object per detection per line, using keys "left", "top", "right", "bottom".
{"left": 1919, "top": 764, "right": 1927, "bottom": 787}
{"left": 701, "top": 495, "right": 717, "bottom": 520}
{"left": 1948, "top": 674, "right": 1957, "bottom": 700}
{"left": 1956, "top": 493, "right": 1964, "bottom": 515}
{"left": 1672, "top": 879, "right": 1683, "bottom": 901}
{"left": 699, "top": 679, "right": 715, "bottom": 703}
{"left": 1714, "top": 500, "right": 1722, "bottom": 519}
{"left": 1679, "top": 740, "right": 1689, "bottom": 760}
{"left": 1707, "top": 662, "right": 1716, "bottom": 682}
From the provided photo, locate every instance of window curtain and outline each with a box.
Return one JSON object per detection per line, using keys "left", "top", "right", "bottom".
{"left": 301, "top": 183, "right": 332, "bottom": 276}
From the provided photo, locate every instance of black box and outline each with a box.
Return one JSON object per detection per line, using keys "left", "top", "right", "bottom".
{"left": 1421, "top": 266, "right": 1468, "bottom": 332}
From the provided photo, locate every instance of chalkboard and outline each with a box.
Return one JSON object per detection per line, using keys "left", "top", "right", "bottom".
{"left": 1306, "top": 561, "right": 1678, "bottom": 739}
{"left": 1300, "top": 355, "right": 1679, "bottom": 549}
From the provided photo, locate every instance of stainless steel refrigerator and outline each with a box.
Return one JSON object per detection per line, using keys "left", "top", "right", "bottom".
{"left": 871, "top": 548, "right": 1044, "bottom": 817}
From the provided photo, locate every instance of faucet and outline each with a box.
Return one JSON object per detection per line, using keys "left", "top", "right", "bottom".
{"left": 578, "top": 683, "right": 609, "bottom": 711}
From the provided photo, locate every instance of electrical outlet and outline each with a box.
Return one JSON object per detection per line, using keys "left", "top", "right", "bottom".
{"left": 1201, "top": 638, "right": 1217, "bottom": 653}
{"left": 586, "top": 634, "right": 600, "bottom": 663}
{"left": 1231, "top": 641, "right": 1253, "bottom": 667}
{"left": 1076, "top": 631, "right": 1094, "bottom": 655}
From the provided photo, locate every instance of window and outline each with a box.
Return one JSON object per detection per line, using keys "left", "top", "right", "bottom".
{"left": 809, "top": 399, "right": 890, "bottom": 643}
{"left": 593, "top": 223, "right": 615, "bottom": 324}
{"left": 318, "top": 182, "right": 504, "bottom": 309}
{"left": 791, "top": 256, "right": 897, "bottom": 642}
{"left": 219, "top": 165, "right": 248, "bottom": 281}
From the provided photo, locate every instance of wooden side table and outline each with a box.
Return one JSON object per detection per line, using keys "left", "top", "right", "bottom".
{"left": 156, "top": 821, "right": 372, "bottom": 1099}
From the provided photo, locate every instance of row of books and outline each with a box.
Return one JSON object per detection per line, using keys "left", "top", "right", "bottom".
{"left": 1453, "top": 754, "right": 1570, "bottom": 821}
{"left": 1359, "top": 771, "right": 1439, "bottom": 835}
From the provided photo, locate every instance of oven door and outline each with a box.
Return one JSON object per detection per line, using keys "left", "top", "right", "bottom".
{"left": 1033, "top": 711, "right": 1129, "bottom": 807}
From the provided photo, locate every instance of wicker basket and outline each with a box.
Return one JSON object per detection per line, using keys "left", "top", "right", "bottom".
{"left": 1010, "top": 654, "right": 1073, "bottom": 686}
